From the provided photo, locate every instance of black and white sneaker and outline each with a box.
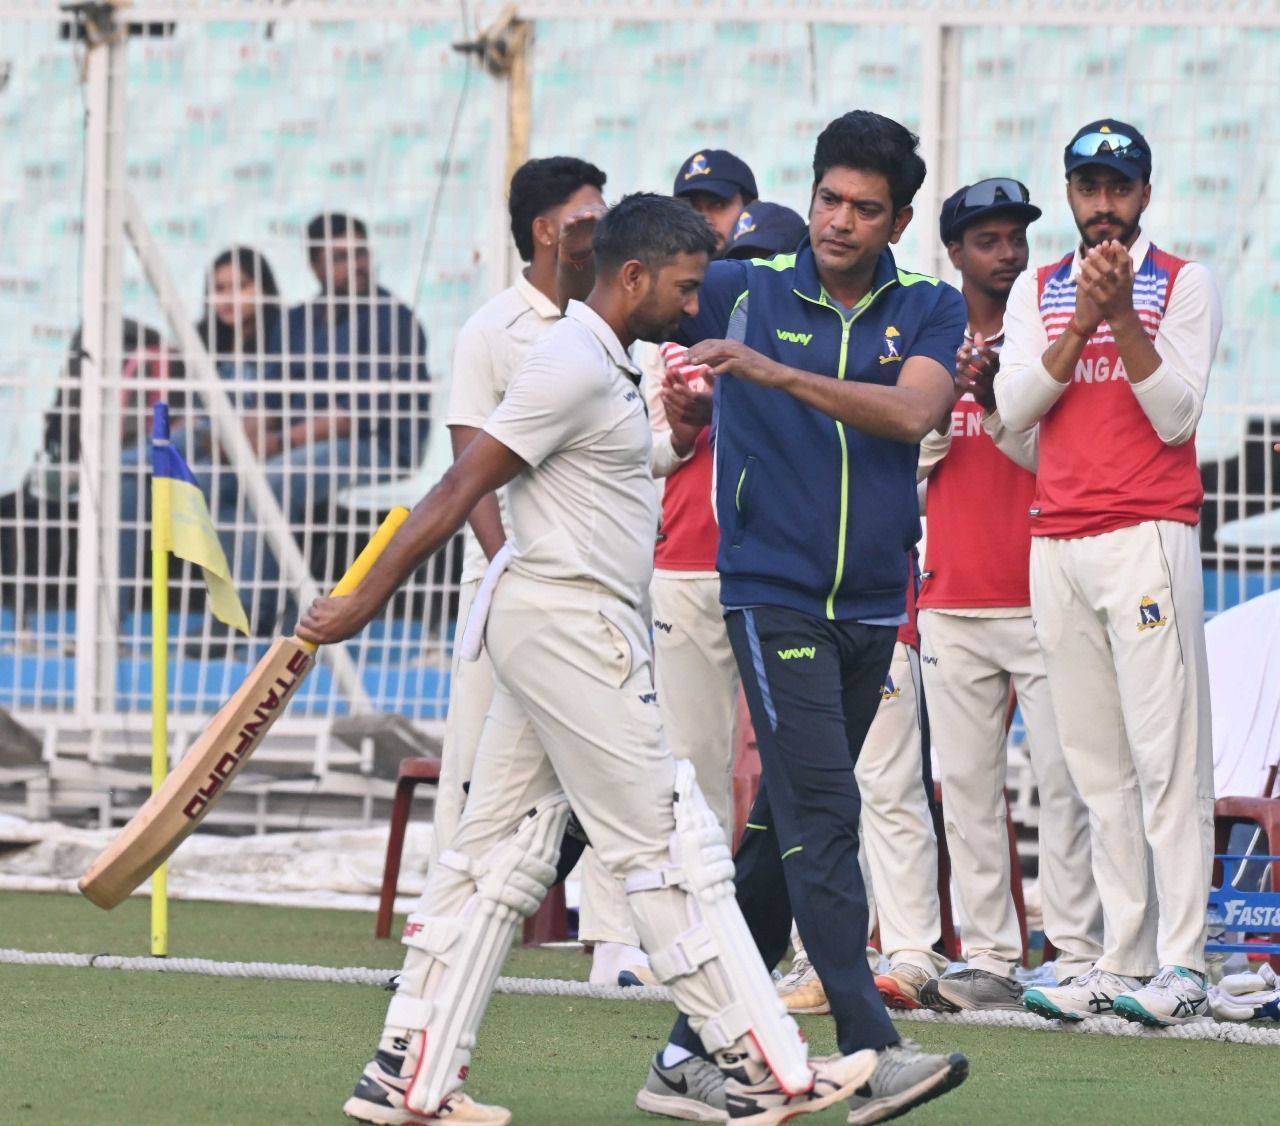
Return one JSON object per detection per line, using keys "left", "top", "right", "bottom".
{"left": 724, "top": 1051, "right": 878, "bottom": 1125}
{"left": 342, "top": 1049, "right": 511, "bottom": 1124}
{"left": 845, "top": 1039, "right": 968, "bottom": 1124}
{"left": 635, "top": 1053, "right": 728, "bottom": 1121}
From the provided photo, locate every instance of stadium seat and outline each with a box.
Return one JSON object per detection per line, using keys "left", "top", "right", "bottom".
{"left": 0, "top": 654, "right": 75, "bottom": 711}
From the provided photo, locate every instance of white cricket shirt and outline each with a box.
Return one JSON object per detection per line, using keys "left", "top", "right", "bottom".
{"left": 483, "top": 300, "right": 660, "bottom": 609}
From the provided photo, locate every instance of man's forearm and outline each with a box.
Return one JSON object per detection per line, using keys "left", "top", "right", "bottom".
{"left": 995, "top": 324, "right": 1084, "bottom": 432}
{"left": 466, "top": 492, "right": 507, "bottom": 560}
{"left": 556, "top": 258, "right": 594, "bottom": 312}
{"left": 1111, "top": 311, "right": 1162, "bottom": 384}
{"left": 277, "top": 413, "right": 352, "bottom": 456}
{"left": 1041, "top": 321, "right": 1091, "bottom": 385}
{"left": 451, "top": 425, "right": 506, "bottom": 557}
{"left": 771, "top": 364, "right": 944, "bottom": 443}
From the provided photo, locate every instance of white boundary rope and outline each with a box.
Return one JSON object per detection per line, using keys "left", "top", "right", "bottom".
{"left": 3, "top": 948, "right": 1279, "bottom": 1046}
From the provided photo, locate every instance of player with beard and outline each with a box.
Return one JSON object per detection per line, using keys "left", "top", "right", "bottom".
{"left": 912, "top": 178, "right": 1103, "bottom": 1013}
{"left": 996, "top": 120, "right": 1223, "bottom": 1026}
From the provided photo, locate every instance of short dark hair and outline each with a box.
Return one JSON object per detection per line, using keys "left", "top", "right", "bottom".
{"left": 305, "top": 212, "right": 368, "bottom": 257}
{"left": 592, "top": 193, "right": 717, "bottom": 274}
{"left": 509, "top": 156, "right": 608, "bottom": 262}
{"left": 812, "top": 111, "right": 927, "bottom": 213}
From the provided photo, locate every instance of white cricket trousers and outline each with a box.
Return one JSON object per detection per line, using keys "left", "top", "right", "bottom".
{"left": 1030, "top": 520, "right": 1214, "bottom": 976}
{"left": 855, "top": 641, "right": 947, "bottom": 976}
{"left": 579, "top": 572, "right": 739, "bottom": 945}
{"left": 919, "top": 611, "right": 1102, "bottom": 979}
{"left": 430, "top": 578, "right": 490, "bottom": 863}
{"left": 440, "top": 570, "right": 767, "bottom": 1033}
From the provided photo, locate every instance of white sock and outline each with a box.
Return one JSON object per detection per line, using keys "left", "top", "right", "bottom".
{"left": 589, "top": 942, "right": 649, "bottom": 985}
{"left": 661, "top": 1044, "right": 694, "bottom": 1068}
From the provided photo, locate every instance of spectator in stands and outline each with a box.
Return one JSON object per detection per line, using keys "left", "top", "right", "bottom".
{"left": 671, "top": 149, "right": 758, "bottom": 256}
{"left": 914, "top": 179, "right": 1102, "bottom": 1013}
{"left": 116, "top": 247, "right": 281, "bottom": 623}
{"left": 223, "top": 214, "right": 430, "bottom": 637}
{"left": 1, "top": 319, "right": 176, "bottom": 617}
{"left": 997, "top": 119, "right": 1223, "bottom": 1026}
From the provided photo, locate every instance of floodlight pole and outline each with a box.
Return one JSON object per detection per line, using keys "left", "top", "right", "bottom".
{"left": 71, "top": 0, "right": 128, "bottom": 725}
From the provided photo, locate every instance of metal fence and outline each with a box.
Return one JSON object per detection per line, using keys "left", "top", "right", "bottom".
{"left": 0, "top": 0, "right": 1276, "bottom": 823}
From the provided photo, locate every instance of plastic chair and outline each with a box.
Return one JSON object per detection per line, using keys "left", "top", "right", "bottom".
{"left": 374, "top": 753, "right": 571, "bottom": 946}
{"left": 375, "top": 755, "right": 442, "bottom": 939}
{"left": 1212, "top": 763, "right": 1280, "bottom": 972}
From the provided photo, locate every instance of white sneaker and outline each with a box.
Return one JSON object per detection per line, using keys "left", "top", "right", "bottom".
{"left": 725, "top": 1052, "right": 878, "bottom": 1124}
{"left": 1023, "top": 967, "right": 1142, "bottom": 1022}
{"left": 1113, "top": 966, "right": 1210, "bottom": 1026}
{"left": 590, "top": 941, "right": 657, "bottom": 987}
{"left": 776, "top": 954, "right": 831, "bottom": 1014}
{"left": 776, "top": 953, "right": 814, "bottom": 998}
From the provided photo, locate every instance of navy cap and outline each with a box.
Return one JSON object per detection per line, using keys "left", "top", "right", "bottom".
{"left": 725, "top": 202, "right": 808, "bottom": 260}
{"left": 939, "top": 178, "right": 1041, "bottom": 244}
{"left": 1064, "top": 119, "right": 1152, "bottom": 180}
{"left": 672, "top": 149, "right": 758, "bottom": 203}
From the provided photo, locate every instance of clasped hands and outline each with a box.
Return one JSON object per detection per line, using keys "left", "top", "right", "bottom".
{"left": 1069, "top": 239, "right": 1136, "bottom": 338}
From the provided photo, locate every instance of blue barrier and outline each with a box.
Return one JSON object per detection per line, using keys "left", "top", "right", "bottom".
{"left": 1207, "top": 854, "right": 1280, "bottom": 958}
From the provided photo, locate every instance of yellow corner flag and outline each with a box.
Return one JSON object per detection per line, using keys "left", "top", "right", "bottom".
{"left": 151, "top": 403, "right": 250, "bottom": 635}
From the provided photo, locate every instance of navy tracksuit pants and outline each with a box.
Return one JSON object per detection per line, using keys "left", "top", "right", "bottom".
{"left": 670, "top": 604, "right": 900, "bottom": 1057}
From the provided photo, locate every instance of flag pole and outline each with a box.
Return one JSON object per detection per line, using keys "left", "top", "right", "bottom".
{"left": 149, "top": 403, "right": 170, "bottom": 956}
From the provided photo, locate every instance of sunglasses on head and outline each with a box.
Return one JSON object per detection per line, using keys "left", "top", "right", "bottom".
{"left": 959, "top": 178, "right": 1031, "bottom": 209}
{"left": 1069, "top": 132, "right": 1148, "bottom": 162}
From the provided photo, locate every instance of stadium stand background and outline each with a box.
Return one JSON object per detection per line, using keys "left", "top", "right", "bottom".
{"left": 0, "top": 1, "right": 1276, "bottom": 827}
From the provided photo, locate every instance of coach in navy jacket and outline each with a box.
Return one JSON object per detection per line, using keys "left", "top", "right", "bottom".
{"left": 681, "top": 236, "right": 961, "bottom": 623}
{"left": 663, "top": 111, "right": 967, "bottom": 1082}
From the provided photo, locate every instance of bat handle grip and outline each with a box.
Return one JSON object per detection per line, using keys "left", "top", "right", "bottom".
{"left": 298, "top": 505, "right": 411, "bottom": 653}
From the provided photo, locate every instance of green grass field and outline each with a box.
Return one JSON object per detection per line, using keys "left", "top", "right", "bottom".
{"left": 1, "top": 891, "right": 1274, "bottom": 1125}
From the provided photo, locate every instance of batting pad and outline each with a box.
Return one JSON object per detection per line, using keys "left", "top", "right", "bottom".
{"left": 384, "top": 795, "right": 570, "bottom": 1114}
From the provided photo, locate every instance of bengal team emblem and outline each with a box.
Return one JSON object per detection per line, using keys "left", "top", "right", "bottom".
{"left": 733, "top": 209, "right": 756, "bottom": 239}
{"left": 879, "top": 325, "right": 903, "bottom": 365}
{"left": 682, "top": 152, "right": 711, "bottom": 181}
{"left": 1138, "top": 595, "right": 1167, "bottom": 631}
{"left": 880, "top": 675, "right": 901, "bottom": 700}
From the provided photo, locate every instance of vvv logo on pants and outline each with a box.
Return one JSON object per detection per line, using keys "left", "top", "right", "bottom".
{"left": 776, "top": 646, "right": 816, "bottom": 660}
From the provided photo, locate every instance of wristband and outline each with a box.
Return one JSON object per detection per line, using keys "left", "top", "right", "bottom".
{"left": 1063, "top": 319, "right": 1092, "bottom": 344}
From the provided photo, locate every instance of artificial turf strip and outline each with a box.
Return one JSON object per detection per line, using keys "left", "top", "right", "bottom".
{"left": 2, "top": 892, "right": 1278, "bottom": 1125}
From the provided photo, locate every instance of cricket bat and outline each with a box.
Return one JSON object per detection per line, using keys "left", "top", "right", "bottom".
{"left": 79, "top": 506, "right": 411, "bottom": 910}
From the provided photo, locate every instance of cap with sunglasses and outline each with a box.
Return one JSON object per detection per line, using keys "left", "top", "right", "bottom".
{"left": 1064, "top": 119, "right": 1152, "bottom": 180}
{"left": 939, "top": 178, "right": 1042, "bottom": 244}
